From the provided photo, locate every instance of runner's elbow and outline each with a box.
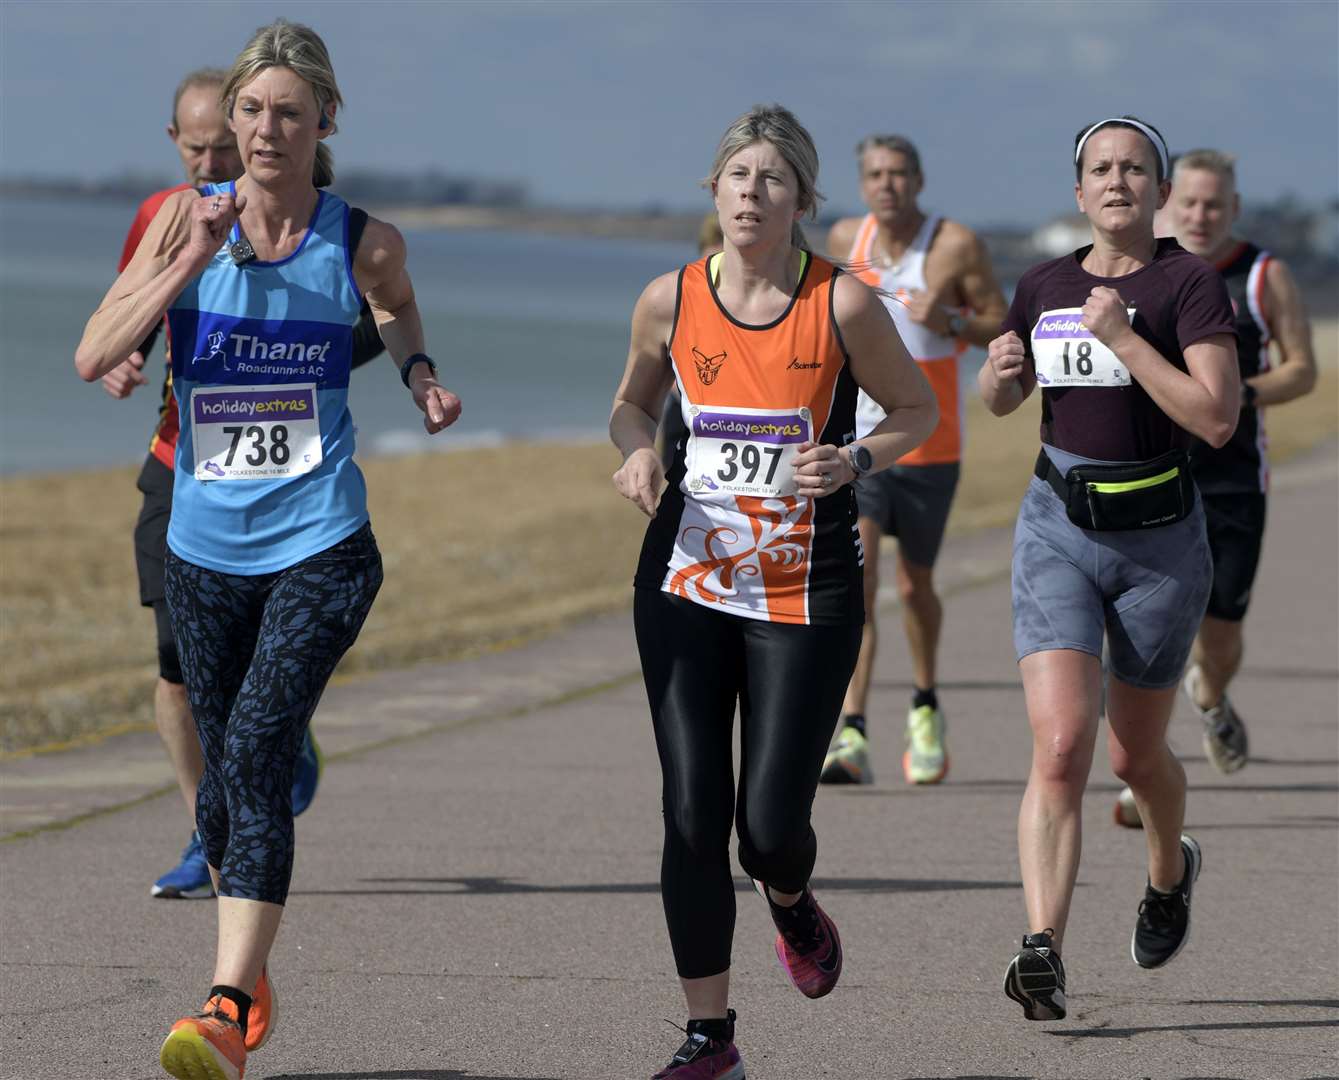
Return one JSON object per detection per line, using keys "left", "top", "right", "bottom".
{"left": 74, "top": 342, "right": 104, "bottom": 382}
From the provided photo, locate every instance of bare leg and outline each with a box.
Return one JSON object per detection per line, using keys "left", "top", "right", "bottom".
{"left": 840, "top": 517, "right": 883, "bottom": 718}
{"left": 1189, "top": 615, "right": 1244, "bottom": 709}
{"left": 1017, "top": 649, "right": 1103, "bottom": 951}
{"left": 896, "top": 553, "right": 942, "bottom": 691}
{"left": 155, "top": 677, "right": 203, "bottom": 821}
{"left": 212, "top": 889, "right": 283, "bottom": 993}
{"left": 1106, "top": 679, "right": 1187, "bottom": 891}
{"left": 681, "top": 970, "right": 730, "bottom": 1020}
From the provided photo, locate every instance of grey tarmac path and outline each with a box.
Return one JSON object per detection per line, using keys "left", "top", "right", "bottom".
{"left": 2, "top": 443, "right": 1335, "bottom": 1080}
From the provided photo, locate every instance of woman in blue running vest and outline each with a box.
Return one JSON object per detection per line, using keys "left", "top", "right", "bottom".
{"left": 76, "top": 20, "right": 460, "bottom": 1079}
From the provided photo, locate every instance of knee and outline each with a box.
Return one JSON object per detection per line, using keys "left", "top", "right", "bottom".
{"left": 665, "top": 801, "right": 731, "bottom": 864}
{"left": 1030, "top": 731, "right": 1093, "bottom": 790}
{"left": 1110, "top": 741, "right": 1172, "bottom": 787}
{"left": 897, "top": 569, "right": 935, "bottom": 608}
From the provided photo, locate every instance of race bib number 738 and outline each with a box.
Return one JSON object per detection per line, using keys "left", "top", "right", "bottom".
{"left": 191, "top": 383, "right": 322, "bottom": 481}
{"left": 1031, "top": 307, "right": 1135, "bottom": 388}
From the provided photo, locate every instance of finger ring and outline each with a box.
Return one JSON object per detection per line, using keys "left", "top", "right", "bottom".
{"left": 211, "top": 199, "right": 221, "bottom": 211}
{"left": 820, "top": 472, "right": 832, "bottom": 487}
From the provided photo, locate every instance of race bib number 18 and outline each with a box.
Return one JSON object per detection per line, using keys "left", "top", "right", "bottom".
{"left": 1032, "top": 307, "right": 1135, "bottom": 388}
{"left": 191, "top": 383, "right": 322, "bottom": 481}
{"left": 685, "top": 405, "right": 813, "bottom": 499}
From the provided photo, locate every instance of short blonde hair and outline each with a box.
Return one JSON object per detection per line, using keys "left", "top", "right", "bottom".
{"left": 1174, "top": 148, "right": 1237, "bottom": 186}
{"left": 221, "top": 20, "right": 343, "bottom": 188}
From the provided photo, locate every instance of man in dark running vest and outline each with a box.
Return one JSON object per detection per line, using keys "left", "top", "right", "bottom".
{"left": 1115, "top": 148, "right": 1316, "bottom": 824}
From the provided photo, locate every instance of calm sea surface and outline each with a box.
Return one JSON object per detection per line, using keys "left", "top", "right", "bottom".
{"left": 0, "top": 194, "right": 994, "bottom": 476}
{"left": 0, "top": 194, "right": 694, "bottom": 475}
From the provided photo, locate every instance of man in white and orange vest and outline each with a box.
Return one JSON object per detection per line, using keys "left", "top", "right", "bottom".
{"left": 822, "top": 134, "right": 1007, "bottom": 786}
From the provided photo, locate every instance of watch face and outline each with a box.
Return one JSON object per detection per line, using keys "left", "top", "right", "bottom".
{"left": 853, "top": 445, "right": 873, "bottom": 473}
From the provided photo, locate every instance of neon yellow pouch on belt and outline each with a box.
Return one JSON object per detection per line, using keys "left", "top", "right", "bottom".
{"left": 1035, "top": 449, "right": 1196, "bottom": 531}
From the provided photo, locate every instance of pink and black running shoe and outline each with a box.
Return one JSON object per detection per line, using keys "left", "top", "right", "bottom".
{"left": 768, "top": 885, "right": 843, "bottom": 999}
{"left": 651, "top": 1010, "right": 745, "bottom": 1079}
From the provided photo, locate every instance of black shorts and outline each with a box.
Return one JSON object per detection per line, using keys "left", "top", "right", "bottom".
{"left": 133, "top": 455, "right": 174, "bottom": 607}
{"left": 1201, "top": 492, "right": 1267, "bottom": 622}
{"left": 853, "top": 462, "right": 960, "bottom": 568}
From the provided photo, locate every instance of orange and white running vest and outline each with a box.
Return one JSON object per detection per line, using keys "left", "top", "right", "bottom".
{"left": 634, "top": 253, "right": 864, "bottom": 626}
{"left": 847, "top": 213, "right": 966, "bottom": 465}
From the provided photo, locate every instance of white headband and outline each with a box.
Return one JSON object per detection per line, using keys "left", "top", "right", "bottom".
{"left": 1075, "top": 119, "right": 1169, "bottom": 179}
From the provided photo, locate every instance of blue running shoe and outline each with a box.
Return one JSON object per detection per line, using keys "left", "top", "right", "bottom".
{"left": 151, "top": 831, "right": 213, "bottom": 899}
{"left": 290, "top": 728, "right": 324, "bottom": 817}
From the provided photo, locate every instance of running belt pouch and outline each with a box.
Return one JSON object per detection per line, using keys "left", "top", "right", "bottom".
{"left": 1035, "top": 449, "right": 1194, "bottom": 531}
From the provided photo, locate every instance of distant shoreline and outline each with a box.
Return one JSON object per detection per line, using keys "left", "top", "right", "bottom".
{"left": 371, "top": 203, "right": 709, "bottom": 244}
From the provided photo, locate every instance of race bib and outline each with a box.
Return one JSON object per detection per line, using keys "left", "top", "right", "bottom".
{"left": 685, "top": 405, "right": 813, "bottom": 499}
{"left": 1032, "top": 307, "right": 1134, "bottom": 388}
{"left": 191, "top": 384, "right": 322, "bottom": 482}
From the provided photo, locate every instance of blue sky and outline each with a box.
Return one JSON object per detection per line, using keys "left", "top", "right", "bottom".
{"left": 2, "top": 0, "right": 1335, "bottom": 227}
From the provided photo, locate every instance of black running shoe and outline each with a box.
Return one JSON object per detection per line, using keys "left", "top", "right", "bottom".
{"left": 1132, "top": 834, "right": 1202, "bottom": 969}
{"left": 1003, "top": 929, "right": 1066, "bottom": 1020}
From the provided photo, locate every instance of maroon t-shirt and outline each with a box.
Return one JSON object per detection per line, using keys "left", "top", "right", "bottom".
{"left": 1002, "top": 237, "right": 1236, "bottom": 461}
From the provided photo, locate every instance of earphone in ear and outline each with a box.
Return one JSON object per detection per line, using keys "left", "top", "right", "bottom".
{"left": 318, "top": 114, "right": 330, "bottom": 130}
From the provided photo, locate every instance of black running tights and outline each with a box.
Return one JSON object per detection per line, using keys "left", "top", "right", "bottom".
{"left": 634, "top": 588, "right": 861, "bottom": 979}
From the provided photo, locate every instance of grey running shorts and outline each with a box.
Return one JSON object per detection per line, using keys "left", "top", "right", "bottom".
{"left": 1011, "top": 474, "right": 1212, "bottom": 690}
{"left": 854, "top": 462, "right": 960, "bottom": 568}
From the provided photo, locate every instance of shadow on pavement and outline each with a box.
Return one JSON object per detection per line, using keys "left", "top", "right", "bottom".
{"left": 291, "top": 875, "right": 1020, "bottom": 898}
{"left": 1052, "top": 1018, "right": 1338, "bottom": 1039}
{"left": 264, "top": 1072, "right": 561, "bottom": 1079}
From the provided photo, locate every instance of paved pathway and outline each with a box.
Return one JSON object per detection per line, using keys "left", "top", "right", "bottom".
{"left": 3, "top": 444, "right": 1335, "bottom": 1080}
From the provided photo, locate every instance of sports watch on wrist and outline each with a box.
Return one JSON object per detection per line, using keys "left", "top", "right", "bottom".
{"left": 847, "top": 443, "right": 873, "bottom": 478}
{"left": 947, "top": 312, "right": 968, "bottom": 339}
{"left": 400, "top": 353, "right": 437, "bottom": 389}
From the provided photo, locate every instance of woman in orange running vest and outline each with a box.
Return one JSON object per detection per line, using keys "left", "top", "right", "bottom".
{"left": 610, "top": 104, "right": 937, "bottom": 1078}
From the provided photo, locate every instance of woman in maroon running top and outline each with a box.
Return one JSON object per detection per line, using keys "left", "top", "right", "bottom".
{"left": 979, "top": 115, "right": 1238, "bottom": 1021}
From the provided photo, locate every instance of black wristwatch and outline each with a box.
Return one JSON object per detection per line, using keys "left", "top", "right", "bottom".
{"left": 847, "top": 443, "right": 873, "bottom": 478}
{"left": 400, "top": 353, "right": 437, "bottom": 388}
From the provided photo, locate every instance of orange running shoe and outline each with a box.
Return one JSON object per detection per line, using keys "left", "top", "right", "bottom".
{"left": 160, "top": 994, "right": 246, "bottom": 1080}
{"left": 245, "top": 967, "right": 277, "bottom": 1052}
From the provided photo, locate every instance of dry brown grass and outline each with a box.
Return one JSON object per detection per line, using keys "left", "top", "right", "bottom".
{"left": 3, "top": 322, "right": 1334, "bottom": 751}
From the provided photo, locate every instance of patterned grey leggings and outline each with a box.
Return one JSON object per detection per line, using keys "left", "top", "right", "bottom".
{"left": 164, "top": 523, "right": 382, "bottom": 904}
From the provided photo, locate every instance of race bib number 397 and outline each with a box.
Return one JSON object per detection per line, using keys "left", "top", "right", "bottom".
{"left": 191, "top": 384, "right": 322, "bottom": 481}
{"left": 685, "top": 405, "right": 813, "bottom": 499}
{"left": 1032, "top": 307, "right": 1135, "bottom": 388}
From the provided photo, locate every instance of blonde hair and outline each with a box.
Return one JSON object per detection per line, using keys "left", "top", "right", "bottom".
{"left": 706, "top": 104, "right": 824, "bottom": 251}
{"left": 221, "top": 19, "right": 343, "bottom": 188}
{"left": 1174, "top": 148, "right": 1237, "bottom": 186}
{"left": 697, "top": 212, "right": 724, "bottom": 255}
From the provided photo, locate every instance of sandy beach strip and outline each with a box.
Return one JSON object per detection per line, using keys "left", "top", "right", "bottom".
{"left": 2, "top": 324, "right": 1334, "bottom": 753}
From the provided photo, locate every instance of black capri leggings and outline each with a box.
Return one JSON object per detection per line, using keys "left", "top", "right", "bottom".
{"left": 634, "top": 588, "right": 861, "bottom": 979}
{"left": 163, "top": 523, "right": 382, "bottom": 905}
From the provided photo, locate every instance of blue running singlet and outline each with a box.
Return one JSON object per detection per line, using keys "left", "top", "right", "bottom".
{"left": 166, "top": 183, "right": 367, "bottom": 575}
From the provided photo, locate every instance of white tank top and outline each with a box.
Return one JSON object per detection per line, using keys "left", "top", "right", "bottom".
{"left": 848, "top": 213, "right": 961, "bottom": 439}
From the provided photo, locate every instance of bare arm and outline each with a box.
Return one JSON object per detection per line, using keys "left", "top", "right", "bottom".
{"left": 908, "top": 223, "right": 1008, "bottom": 348}
{"left": 826, "top": 218, "right": 861, "bottom": 262}
{"left": 947, "top": 228, "right": 1008, "bottom": 348}
{"left": 355, "top": 217, "right": 459, "bottom": 434}
{"left": 1252, "top": 258, "right": 1316, "bottom": 406}
{"left": 610, "top": 273, "right": 677, "bottom": 517}
{"left": 75, "top": 189, "right": 219, "bottom": 381}
{"left": 1085, "top": 287, "right": 1239, "bottom": 447}
{"left": 979, "top": 330, "right": 1036, "bottom": 416}
{"left": 816, "top": 274, "right": 937, "bottom": 487}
